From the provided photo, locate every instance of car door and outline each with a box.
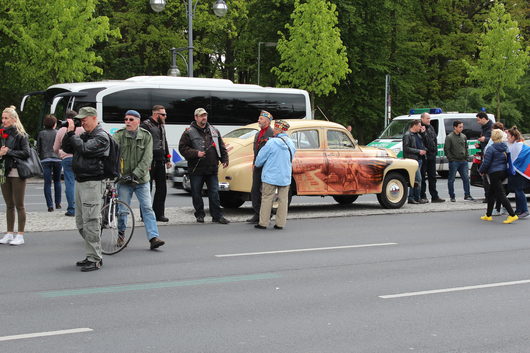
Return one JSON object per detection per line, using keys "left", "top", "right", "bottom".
{"left": 289, "top": 128, "right": 328, "bottom": 195}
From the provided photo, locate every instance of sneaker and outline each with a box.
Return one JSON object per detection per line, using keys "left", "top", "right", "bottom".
{"left": 76, "top": 258, "right": 91, "bottom": 267}
{"left": 420, "top": 198, "right": 429, "bottom": 203}
{"left": 55, "top": 204, "right": 62, "bottom": 209}
{"left": 0, "top": 233, "right": 14, "bottom": 245}
{"left": 81, "top": 259, "right": 102, "bottom": 272}
{"left": 254, "top": 224, "right": 266, "bottom": 229}
{"left": 213, "top": 217, "right": 230, "bottom": 224}
{"left": 518, "top": 211, "right": 529, "bottom": 219}
{"left": 117, "top": 231, "right": 125, "bottom": 247}
{"left": 480, "top": 215, "right": 493, "bottom": 221}
{"left": 408, "top": 199, "right": 419, "bottom": 204}
{"left": 274, "top": 225, "right": 283, "bottom": 230}
{"left": 464, "top": 195, "right": 475, "bottom": 201}
{"left": 196, "top": 216, "right": 204, "bottom": 223}
{"left": 450, "top": 198, "right": 456, "bottom": 202}
{"left": 64, "top": 212, "right": 75, "bottom": 217}
{"left": 9, "top": 234, "right": 24, "bottom": 246}
{"left": 500, "top": 207, "right": 508, "bottom": 216}
{"left": 432, "top": 198, "right": 445, "bottom": 203}
{"left": 491, "top": 209, "right": 502, "bottom": 216}
{"left": 48, "top": 207, "right": 54, "bottom": 212}
{"left": 156, "top": 216, "right": 169, "bottom": 222}
{"left": 503, "top": 215, "right": 518, "bottom": 224}
{"left": 149, "top": 237, "right": 165, "bottom": 250}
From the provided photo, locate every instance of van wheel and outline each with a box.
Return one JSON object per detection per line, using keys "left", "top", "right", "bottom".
{"left": 377, "top": 172, "right": 407, "bottom": 209}
{"left": 219, "top": 191, "right": 245, "bottom": 209}
{"left": 332, "top": 195, "right": 359, "bottom": 205}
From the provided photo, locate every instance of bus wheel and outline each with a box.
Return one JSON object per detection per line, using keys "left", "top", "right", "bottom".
{"left": 377, "top": 172, "right": 407, "bottom": 209}
{"left": 219, "top": 191, "right": 245, "bottom": 209}
{"left": 332, "top": 195, "right": 359, "bottom": 205}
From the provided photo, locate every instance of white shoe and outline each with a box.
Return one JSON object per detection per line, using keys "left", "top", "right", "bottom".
{"left": 491, "top": 209, "right": 501, "bottom": 216}
{"left": 10, "top": 234, "right": 24, "bottom": 246}
{"left": 0, "top": 233, "right": 14, "bottom": 244}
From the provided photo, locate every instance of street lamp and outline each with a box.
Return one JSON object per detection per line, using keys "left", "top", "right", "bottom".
{"left": 150, "top": 0, "right": 228, "bottom": 78}
{"left": 257, "top": 41, "right": 277, "bottom": 85}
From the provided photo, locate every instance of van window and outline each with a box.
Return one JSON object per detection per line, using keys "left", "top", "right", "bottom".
{"left": 444, "top": 118, "right": 482, "bottom": 139}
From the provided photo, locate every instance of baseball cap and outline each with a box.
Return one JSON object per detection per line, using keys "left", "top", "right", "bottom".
{"left": 73, "top": 107, "right": 97, "bottom": 119}
{"left": 194, "top": 108, "right": 208, "bottom": 116}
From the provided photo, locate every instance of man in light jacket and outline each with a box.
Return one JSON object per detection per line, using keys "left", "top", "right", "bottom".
{"left": 254, "top": 120, "right": 296, "bottom": 230}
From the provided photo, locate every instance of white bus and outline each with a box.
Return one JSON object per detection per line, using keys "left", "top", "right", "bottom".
{"left": 21, "top": 76, "right": 312, "bottom": 162}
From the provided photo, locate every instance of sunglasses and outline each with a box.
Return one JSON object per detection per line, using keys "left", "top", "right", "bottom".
{"left": 124, "top": 118, "right": 136, "bottom": 122}
{"left": 157, "top": 113, "right": 167, "bottom": 117}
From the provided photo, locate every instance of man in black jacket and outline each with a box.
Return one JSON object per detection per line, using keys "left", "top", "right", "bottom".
{"left": 419, "top": 113, "right": 445, "bottom": 203}
{"left": 179, "top": 108, "right": 230, "bottom": 224}
{"left": 140, "top": 105, "right": 172, "bottom": 222}
{"left": 402, "top": 119, "right": 426, "bottom": 204}
{"left": 62, "top": 107, "right": 109, "bottom": 272}
{"left": 247, "top": 110, "right": 275, "bottom": 224}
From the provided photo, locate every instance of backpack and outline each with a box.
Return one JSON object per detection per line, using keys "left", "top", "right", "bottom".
{"left": 103, "top": 132, "right": 121, "bottom": 179}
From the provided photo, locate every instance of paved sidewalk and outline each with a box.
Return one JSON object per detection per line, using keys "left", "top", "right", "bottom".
{"left": 1, "top": 198, "right": 487, "bottom": 233}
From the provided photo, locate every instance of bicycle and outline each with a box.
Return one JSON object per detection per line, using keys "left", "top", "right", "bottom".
{"left": 100, "top": 181, "right": 135, "bottom": 255}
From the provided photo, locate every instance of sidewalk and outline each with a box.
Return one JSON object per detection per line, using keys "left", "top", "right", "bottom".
{"left": 2, "top": 199, "right": 487, "bottom": 233}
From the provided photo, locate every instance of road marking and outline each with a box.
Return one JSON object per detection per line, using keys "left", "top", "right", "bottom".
{"left": 215, "top": 243, "right": 398, "bottom": 258}
{"left": 39, "top": 273, "right": 280, "bottom": 298}
{"left": 379, "top": 279, "right": 530, "bottom": 299}
{"left": 0, "top": 328, "right": 93, "bottom": 342}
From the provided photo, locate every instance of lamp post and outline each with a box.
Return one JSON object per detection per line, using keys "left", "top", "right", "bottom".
{"left": 167, "top": 47, "right": 189, "bottom": 76}
{"left": 257, "top": 41, "right": 277, "bottom": 85}
{"left": 150, "top": 0, "right": 228, "bottom": 77}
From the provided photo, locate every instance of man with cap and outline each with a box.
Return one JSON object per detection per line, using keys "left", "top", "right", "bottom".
{"left": 179, "top": 108, "right": 230, "bottom": 224}
{"left": 140, "top": 105, "right": 172, "bottom": 222}
{"left": 62, "top": 107, "right": 110, "bottom": 272}
{"left": 113, "top": 110, "right": 165, "bottom": 250}
{"left": 247, "top": 110, "right": 275, "bottom": 224}
{"left": 254, "top": 120, "right": 296, "bottom": 230}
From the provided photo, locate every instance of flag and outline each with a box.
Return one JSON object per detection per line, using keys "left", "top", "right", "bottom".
{"left": 513, "top": 144, "right": 530, "bottom": 180}
{"left": 172, "top": 149, "right": 183, "bottom": 163}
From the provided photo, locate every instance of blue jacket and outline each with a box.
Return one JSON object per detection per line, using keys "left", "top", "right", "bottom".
{"left": 479, "top": 142, "right": 508, "bottom": 175}
{"left": 254, "top": 133, "right": 296, "bottom": 186}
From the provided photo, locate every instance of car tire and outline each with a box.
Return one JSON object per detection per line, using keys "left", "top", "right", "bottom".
{"left": 219, "top": 191, "right": 245, "bottom": 209}
{"left": 332, "top": 195, "right": 359, "bottom": 205}
{"left": 377, "top": 172, "right": 408, "bottom": 209}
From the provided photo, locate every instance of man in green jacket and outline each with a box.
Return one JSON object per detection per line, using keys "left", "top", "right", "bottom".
{"left": 444, "top": 120, "right": 474, "bottom": 202}
{"left": 113, "top": 110, "right": 165, "bottom": 250}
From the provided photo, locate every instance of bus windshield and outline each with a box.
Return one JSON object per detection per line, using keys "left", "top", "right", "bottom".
{"left": 378, "top": 119, "right": 411, "bottom": 139}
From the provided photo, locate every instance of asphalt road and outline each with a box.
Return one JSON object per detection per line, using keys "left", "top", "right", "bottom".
{"left": 1, "top": 211, "right": 529, "bottom": 352}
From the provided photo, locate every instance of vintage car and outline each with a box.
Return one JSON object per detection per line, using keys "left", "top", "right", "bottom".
{"left": 217, "top": 120, "right": 418, "bottom": 209}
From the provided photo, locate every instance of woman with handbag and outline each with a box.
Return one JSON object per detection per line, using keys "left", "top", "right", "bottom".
{"left": 0, "top": 106, "right": 30, "bottom": 245}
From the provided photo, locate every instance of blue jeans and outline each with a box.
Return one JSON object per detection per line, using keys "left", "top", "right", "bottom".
{"left": 448, "top": 161, "right": 471, "bottom": 199}
{"left": 42, "top": 161, "right": 62, "bottom": 208}
{"left": 409, "top": 159, "right": 422, "bottom": 201}
{"left": 508, "top": 173, "right": 528, "bottom": 214}
{"left": 62, "top": 157, "right": 75, "bottom": 215}
{"left": 117, "top": 182, "right": 159, "bottom": 241}
{"left": 190, "top": 174, "right": 222, "bottom": 220}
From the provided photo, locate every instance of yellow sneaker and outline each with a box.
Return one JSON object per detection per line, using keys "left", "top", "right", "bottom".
{"left": 503, "top": 215, "right": 518, "bottom": 224}
{"left": 480, "top": 215, "right": 492, "bottom": 221}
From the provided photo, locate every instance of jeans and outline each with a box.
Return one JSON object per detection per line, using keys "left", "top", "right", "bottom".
{"left": 447, "top": 161, "right": 471, "bottom": 199}
{"left": 420, "top": 157, "right": 439, "bottom": 199}
{"left": 117, "top": 182, "right": 159, "bottom": 241}
{"left": 409, "top": 159, "right": 422, "bottom": 201}
{"left": 190, "top": 174, "right": 222, "bottom": 220}
{"left": 508, "top": 173, "right": 528, "bottom": 214}
{"left": 42, "top": 161, "right": 62, "bottom": 208}
{"left": 62, "top": 157, "right": 75, "bottom": 215}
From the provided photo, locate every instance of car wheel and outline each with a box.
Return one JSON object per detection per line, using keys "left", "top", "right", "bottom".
{"left": 332, "top": 195, "right": 359, "bottom": 205}
{"left": 377, "top": 172, "right": 407, "bottom": 209}
{"left": 219, "top": 191, "right": 245, "bottom": 209}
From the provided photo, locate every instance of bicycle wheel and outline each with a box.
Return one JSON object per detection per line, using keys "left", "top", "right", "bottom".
{"left": 100, "top": 199, "right": 135, "bottom": 255}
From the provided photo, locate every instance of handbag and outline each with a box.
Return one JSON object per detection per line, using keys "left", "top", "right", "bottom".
{"left": 15, "top": 147, "right": 44, "bottom": 179}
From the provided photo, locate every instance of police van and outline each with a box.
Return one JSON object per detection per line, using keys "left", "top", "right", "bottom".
{"left": 368, "top": 108, "right": 495, "bottom": 177}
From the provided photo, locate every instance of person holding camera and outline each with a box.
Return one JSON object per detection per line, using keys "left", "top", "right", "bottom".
{"left": 113, "top": 110, "right": 165, "bottom": 250}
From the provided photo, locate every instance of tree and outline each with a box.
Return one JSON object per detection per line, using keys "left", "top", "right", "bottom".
{"left": 466, "top": 1, "right": 530, "bottom": 121}
{"left": 272, "top": 0, "right": 350, "bottom": 109}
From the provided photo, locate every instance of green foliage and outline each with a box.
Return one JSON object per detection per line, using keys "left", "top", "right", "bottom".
{"left": 272, "top": 0, "right": 351, "bottom": 104}
{"left": 465, "top": 1, "right": 530, "bottom": 121}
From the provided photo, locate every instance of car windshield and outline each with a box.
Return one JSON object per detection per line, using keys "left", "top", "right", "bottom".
{"left": 378, "top": 119, "right": 411, "bottom": 139}
{"left": 223, "top": 128, "right": 258, "bottom": 139}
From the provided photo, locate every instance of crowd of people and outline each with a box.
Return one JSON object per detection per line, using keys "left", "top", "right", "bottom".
{"left": 402, "top": 111, "right": 529, "bottom": 224}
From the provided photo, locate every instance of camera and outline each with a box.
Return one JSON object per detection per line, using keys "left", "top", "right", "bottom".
{"left": 59, "top": 119, "right": 82, "bottom": 128}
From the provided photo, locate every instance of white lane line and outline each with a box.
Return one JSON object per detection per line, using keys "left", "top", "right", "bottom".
{"left": 216, "top": 242, "right": 398, "bottom": 258}
{"left": 380, "top": 279, "right": 530, "bottom": 299}
{"left": 0, "top": 328, "right": 93, "bottom": 342}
